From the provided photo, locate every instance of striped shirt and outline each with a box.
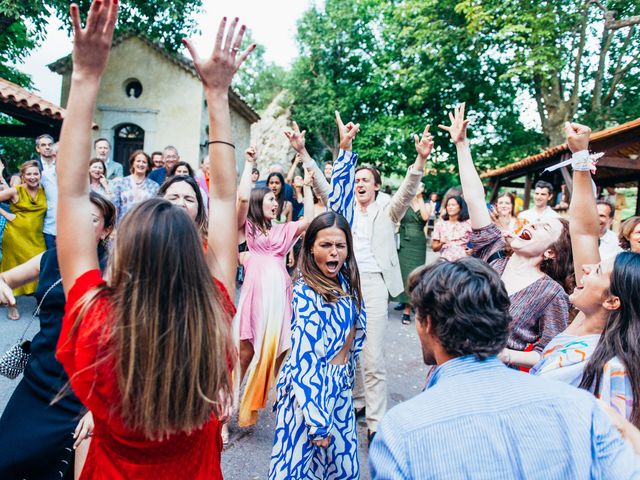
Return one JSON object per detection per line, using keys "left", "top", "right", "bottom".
{"left": 369, "top": 356, "right": 640, "bottom": 479}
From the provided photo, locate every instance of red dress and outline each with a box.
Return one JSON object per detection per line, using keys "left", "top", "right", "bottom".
{"left": 56, "top": 270, "right": 235, "bottom": 479}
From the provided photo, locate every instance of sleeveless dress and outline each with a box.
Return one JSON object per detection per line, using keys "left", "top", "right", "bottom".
{"left": 393, "top": 207, "right": 427, "bottom": 304}
{"left": 1, "top": 185, "right": 47, "bottom": 295}
{"left": 236, "top": 220, "right": 301, "bottom": 426}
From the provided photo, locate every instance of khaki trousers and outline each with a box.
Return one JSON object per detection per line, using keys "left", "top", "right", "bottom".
{"left": 353, "top": 272, "right": 388, "bottom": 432}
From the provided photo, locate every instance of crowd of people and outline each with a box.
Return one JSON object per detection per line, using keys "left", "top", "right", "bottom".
{"left": 0, "top": 1, "right": 639, "bottom": 479}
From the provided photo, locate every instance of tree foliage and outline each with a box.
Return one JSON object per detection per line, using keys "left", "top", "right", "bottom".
{"left": 0, "top": 0, "right": 203, "bottom": 87}
{"left": 232, "top": 32, "right": 288, "bottom": 113}
{"left": 287, "top": 0, "right": 639, "bottom": 193}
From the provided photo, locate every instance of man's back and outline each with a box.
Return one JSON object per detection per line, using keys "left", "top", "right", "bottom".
{"left": 370, "top": 356, "right": 639, "bottom": 479}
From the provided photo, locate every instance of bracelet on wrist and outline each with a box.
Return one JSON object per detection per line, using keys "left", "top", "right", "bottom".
{"left": 207, "top": 140, "right": 235, "bottom": 149}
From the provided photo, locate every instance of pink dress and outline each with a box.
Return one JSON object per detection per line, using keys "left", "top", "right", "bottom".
{"left": 236, "top": 220, "right": 300, "bottom": 426}
{"left": 432, "top": 219, "right": 472, "bottom": 261}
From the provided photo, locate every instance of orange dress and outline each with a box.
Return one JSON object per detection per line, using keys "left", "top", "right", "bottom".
{"left": 57, "top": 270, "right": 234, "bottom": 479}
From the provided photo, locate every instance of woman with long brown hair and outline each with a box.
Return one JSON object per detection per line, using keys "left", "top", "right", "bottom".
{"left": 54, "top": 2, "right": 253, "bottom": 477}
{"left": 270, "top": 115, "right": 364, "bottom": 479}
{"left": 0, "top": 160, "right": 47, "bottom": 320}
{"left": 441, "top": 104, "right": 573, "bottom": 370}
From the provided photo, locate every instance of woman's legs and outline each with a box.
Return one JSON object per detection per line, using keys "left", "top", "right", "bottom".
{"left": 239, "top": 339, "right": 254, "bottom": 383}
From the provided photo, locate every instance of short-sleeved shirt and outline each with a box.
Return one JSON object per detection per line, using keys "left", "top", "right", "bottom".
{"left": 472, "top": 224, "right": 570, "bottom": 353}
{"left": 432, "top": 219, "right": 472, "bottom": 261}
{"left": 56, "top": 270, "right": 234, "bottom": 480}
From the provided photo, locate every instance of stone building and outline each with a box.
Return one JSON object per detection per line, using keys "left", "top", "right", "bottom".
{"left": 48, "top": 34, "right": 259, "bottom": 171}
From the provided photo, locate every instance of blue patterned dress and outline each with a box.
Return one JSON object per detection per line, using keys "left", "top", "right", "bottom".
{"left": 269, "top": 149, "right": 366, "bottom": 479}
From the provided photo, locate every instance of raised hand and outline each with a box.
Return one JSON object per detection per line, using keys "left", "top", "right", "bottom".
{"left": 284, "top": 121, "right": 307, "bottom": 153}
{"left": 183, "top": 17, "right": 255, "bottom": 93}
{"left": 438, "top": 103, "right": 470, "bottom": 145}
{"left": 335, "top": 111, "right": 360, "bottom": 151}
{"left": 245, "top": 146, "right": 257, "bottom": 163}
{"left": 564, "top": 122, "right": 591, "bottom": 153}
{"left": 414, "top": 124, "right": 434, "bottom": 160}
{"left": 304, "top": 167, "right": 314, "bottom": 187}
{"left": 69, "top": 0, "right": 119, "bottom": 80}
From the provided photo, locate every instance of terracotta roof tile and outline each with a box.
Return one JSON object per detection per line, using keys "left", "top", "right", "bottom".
{"left": 0, "top": 77, "right": 65, "bottom": 121}
{"left": 481, "top": 117, "right": 640, "bottom": 179}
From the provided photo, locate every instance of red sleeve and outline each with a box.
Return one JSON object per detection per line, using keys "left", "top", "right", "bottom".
{"left": 56, "top": 270, "right": 113, "bottom": 416}
{"left": 214, "top": 278, "right": 236, "bottom": 317}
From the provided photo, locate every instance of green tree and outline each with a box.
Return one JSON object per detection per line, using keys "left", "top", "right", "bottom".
{"left": 457, "top": 0, "right": 640, "bottom": 144}
{"left": 0, "top": 0, "right": 203, "bottom": 86}
{"left": 232, "top": 33, "right": 288, "bottom": 113}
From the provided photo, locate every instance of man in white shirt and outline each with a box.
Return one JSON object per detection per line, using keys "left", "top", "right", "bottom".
{"left": 518, "top": 180, "right": 560, "bottom": 224}
{"left": 35, "top": 134, "right": 58, "bottom": 249}
{"left": 597, "top": 200, "right": 623, "bottom": 260}
{"left": 94, "top": 137, "right": 123, "bottom": 180}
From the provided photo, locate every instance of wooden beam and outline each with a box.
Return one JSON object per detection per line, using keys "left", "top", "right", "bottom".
{"left": 560, "top": 166, "right": 573, "bottom": 195}
{"left": 488, "top": 178, "right": 501, "bottom": 203}
{"left": 0, "top": 123, "right": 58, "bottom": 138}
{"left": 597, "top": 156, "right": 640, "bottom": 170}
{"left": 523, "top": 174, "right": 532, "bottom": 210}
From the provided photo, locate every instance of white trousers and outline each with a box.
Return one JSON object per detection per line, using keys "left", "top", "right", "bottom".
{"left": 353, "top": 272, "right": 388, "bottom": 432}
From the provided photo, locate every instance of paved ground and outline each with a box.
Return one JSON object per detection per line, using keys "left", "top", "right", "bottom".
{"left": 0, "top": 251, "right": 437, "bottom": 478}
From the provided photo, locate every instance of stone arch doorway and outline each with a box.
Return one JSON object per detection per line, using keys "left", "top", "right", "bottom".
{"left": 113, "top": 123, "right": 145, "bottom": 170}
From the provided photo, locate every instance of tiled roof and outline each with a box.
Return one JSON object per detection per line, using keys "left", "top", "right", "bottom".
{"left": 0, "top": 77, "right": 65, "bottom": 121}
{"left": 48, "top": 33, "right": 260, "bottom": 123}
{"left": 481, "top": 117, "right": 640, "bottom": 179}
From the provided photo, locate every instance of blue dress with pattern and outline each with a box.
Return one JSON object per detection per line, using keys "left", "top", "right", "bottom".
{"left": 269, "top": 149, "right": 366, "bottom": 479}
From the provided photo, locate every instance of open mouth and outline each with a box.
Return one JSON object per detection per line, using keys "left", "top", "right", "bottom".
{"left": 519, "top": 229, "right": 532, "bottom": 241}
{"left": 326, "top": 261, "right": 339, "bottom": 272}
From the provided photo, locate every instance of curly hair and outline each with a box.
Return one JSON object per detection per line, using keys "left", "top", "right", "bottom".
{"left": 540, "top": 219, "right": 575, "bottom": 294}
{"left": 407, "top": 257, "right": 511, "bottom": 360}
{"left": 619, "top": 216, "right": 640, "bottom": 251}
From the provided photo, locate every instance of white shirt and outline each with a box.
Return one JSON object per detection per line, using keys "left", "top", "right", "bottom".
{"left": 518, "top": 206, "right": 560, "bottom": 224}
{"left": 40, "top": 158, "right": 58, "bottom": 236}
{"left": 353, "top": 201, "right": 382, "bottom": 274}
{"left": 599, "top": 229, "right": 623, "bottom": 260}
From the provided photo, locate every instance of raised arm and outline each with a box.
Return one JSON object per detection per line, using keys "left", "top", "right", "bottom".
{"left": 57, "top": 0, "right": 118, "bottom": 296}
{"left": 237, "top": 146, "right": 256, "bottom": 232}
{"left": 293, "top": 168, "right": 316, "bottom": 236}
{"left": 286, "top": 154, "right": 301, "bottom": 185}
{"left": 565, "top": 122, "right": 600, "bottom": 286}
{"left": 285, "top": 122, "right": 331, "bottom": 204}
{"left": 327, "top": 111, "right": 360, "bottom": 225}
{"left": 439, "top": 103, "right": 491, "bottom": 230}
{"left": 183, "top": 18, "right": 255, "bottom": 296}
{"left": 387, "top": 124, "right": 432, "bottom": 225}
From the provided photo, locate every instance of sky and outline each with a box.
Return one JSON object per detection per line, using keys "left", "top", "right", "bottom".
{"left": 17, "top": 0, "right": 314, "bottom": 104}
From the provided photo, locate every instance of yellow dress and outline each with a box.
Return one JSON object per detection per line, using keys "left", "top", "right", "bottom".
{"left": 1, "top": 185, "right": 47, "bottom": 295}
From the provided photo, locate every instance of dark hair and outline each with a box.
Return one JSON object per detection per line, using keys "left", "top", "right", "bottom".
{"left": 355, "top": 165, "right": 382, "bottom": 186}
{"left": 619, "top": 216, "right": 640, "bottom": 251}
{"left": 128, "top": 150, "right": 152, "bottom": 176}
{"left": 94, "top": 137, "right": 111, "bottom": 148}
{"left": 539, "top": 218, "right": 575, "bottom": 293}
{"left": 151, "top": 151, "right": 163, "bottom": 158}
{"left": 579, "top": 252, "right": 640, "bottom": 428}
{"left": 168, "top": 161, "right": 195, "bottom": 178}
{"left": 407, "top": 257, "right": 511, "bottom": 359}
{"left": 251, "top": 168, "right": 259, "bottom": 176}
{"left": 89, "top": 157, "right": 107, "bottom": 178}
{"left": 266, "top": 172, "right": 286, "bottom": 218}
{"left": 89, "top": 190, "right": 117, "bottom": 236}
{"left": 299, "top": 211, "right": 362, "bottom": 312}
{"left": 158, "top": 176, "right": 207, "bottom": 237}
{"left": 247, "top": 187, "right": 273, "bottom": 237}
{"left": 534, "top": 180, "right": 553, "bottom": 195}
{"left": 596, "top": 200, "right": 615, "bottom": 219}
{"left": 496, "top": 192, "right": 515, "bottom": 217}
{"left": 441, "top": 195, "right": 470, "bottom": 222}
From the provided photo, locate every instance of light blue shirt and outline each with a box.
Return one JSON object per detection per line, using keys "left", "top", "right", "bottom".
{"left": 106, "top": 158, "right": 123, "bottom": 180}
{"left": 369, "top": 355, "right": 640, "bottom": 479}
{"left": 40, "top": 159, "right": 57, "bottom": 236}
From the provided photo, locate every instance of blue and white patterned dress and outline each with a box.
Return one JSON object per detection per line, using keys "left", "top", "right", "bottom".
{"left": 269, "top": 148, "right": 366, "bottom": 479}
{"left": 269, "top": 279, "right": 366, "bottom": 479}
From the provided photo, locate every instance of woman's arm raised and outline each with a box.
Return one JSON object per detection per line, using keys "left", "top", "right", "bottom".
{"left": 237, "top": 146, "right": 256, "bottom": 232}
{"left": 57, "top": 0, "right": 118, "bottom": 296}
{"left": 183, "top": 18, "right": 255, "bottom": 295}
{"left": 565, "top": 122, "right": 600, "bottom": 286}
{"left": 439, "top": 103, "right": 491, "bottom": 230}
